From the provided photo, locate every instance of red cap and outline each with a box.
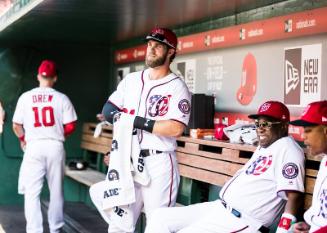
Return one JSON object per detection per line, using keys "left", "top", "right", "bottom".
{"left": 38, "top": 60, "right": 57, "bottom": 77}
{"left": 248, "top": 101, "right": 290, "bottom": 122}
{"left": 146, "top": 27, "right": 177, "bottom": 49}
{"left": 290, "top": 100, "right": 327, "bottom": 126}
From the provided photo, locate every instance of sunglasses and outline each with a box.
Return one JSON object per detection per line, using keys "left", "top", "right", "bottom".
{"left": 254, "top": 120, "right": 282, "bottom": 129}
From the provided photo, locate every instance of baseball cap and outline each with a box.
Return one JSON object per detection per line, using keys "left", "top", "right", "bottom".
{"left": 146, "top": 27, "right": 177, "bottom": 49}
{"left": 236, "top": 53, "right": 257, "bottom": 105}
{"left": 38, "top": 60, "right": 57, "bottom": 77}
{"left": 248, "top": 101, "right": 290, "bottom": 122}
{"left": 290, "top": 100, "right": 327, "bottom": 126}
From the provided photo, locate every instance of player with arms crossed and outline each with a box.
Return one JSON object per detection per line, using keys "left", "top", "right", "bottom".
{"left": 290, "top": 101, "right": 327, "bottom": 233}
{"left": 145, "top": 101, "right": 305, "bottom": 233}
{"left": 12, "top": 60, "right": 77, "bottom": 233}
{"left": 90, "top": 27, "right": 191, "bottom": 233}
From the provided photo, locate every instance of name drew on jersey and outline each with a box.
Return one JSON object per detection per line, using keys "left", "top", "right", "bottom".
{"left": 318, "top": 188, "right": 327, "bottom": 219}
{"left": 246, "top": 155, "right": 272, "bottom": 175}
{"left": 148, "top": 95, "right": 171, "bottom": 117}
{"left": 32, "top": 94, "right": 53, "bottom": 103}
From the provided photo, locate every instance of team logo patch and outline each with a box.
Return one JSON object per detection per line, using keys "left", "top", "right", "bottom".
{"left": 282, "top": 163, "right": 299, "bottom": 179}
{"left": 148, "top": 95, "right": 171, "bottom": 117}
{"left": 178, "top": 99, "right": 191, "bottom": 114}
{"left": 111, "top": 140, "right": 118, "bottom": 151}
{"left": 108, "top": 169, "right": 120, "bottom": 181}
{"left": 318, "top": 189, "right": 327, "bottom": 218}
{"left": 246, "top": 155, "right": 272, "bottom": 175}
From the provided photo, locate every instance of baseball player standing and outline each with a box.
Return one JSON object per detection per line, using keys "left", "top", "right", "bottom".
{"left": 12, "top": 60, "right": 77, "bottom": 233}
{"left": 290, "top": 100, "right": 327, "bottom": 233}
{"left": 145, "top": 101, "right": 305, "bottom": 233}
{"left": 90, "top": 27, "right": 191, "bottom": 233}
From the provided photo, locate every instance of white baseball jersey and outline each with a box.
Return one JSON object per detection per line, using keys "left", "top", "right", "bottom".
{"left": 145, "top": 136, "right": 305, "bottom": 233}
{"left": 220, "top": 136, "right": 305, "bottom": 227}
{"left": 304, "top": 154, "right": 327, "bottom": 232}
{"left": 13, "top": 87, "right": 77, "bottom": 142}
{"left": 109, "top": 68, "right": 191, "bottom": 152}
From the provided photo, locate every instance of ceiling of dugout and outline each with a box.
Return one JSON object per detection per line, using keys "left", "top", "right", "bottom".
{"left": 0, "top": 0, "right": 289, "bottom": 46}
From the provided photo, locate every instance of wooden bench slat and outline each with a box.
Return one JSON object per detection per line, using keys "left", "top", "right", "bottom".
{"left": 80, "top": 141, "right": 110, "bottom": 154}
{"left": 65, "top": 167, "right": 106, "bottom": 186}
{"left": 177, "top": 152, "right": 242, "bottom": 176}
{"left": 305, "top": 177, "right": 316, "bottom": 194}
{"left": 178, "top": 164, "right": 231, "bottom": 186}
{"left": 82, "top": 134, "right": 112, "bottom": 147}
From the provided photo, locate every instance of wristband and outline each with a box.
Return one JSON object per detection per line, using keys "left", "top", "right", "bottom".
{"left": 19, "top": 135, "right": 25, "bottom": 142}
{"left": 133, "top": 116, "right": 155, "bottom": 133}
{"left": 276, "top": 213, "right": 297, "bottom": 232}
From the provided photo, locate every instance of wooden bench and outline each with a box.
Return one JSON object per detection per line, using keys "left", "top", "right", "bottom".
{"left": 176, "top": 136, "right": 321, "bottom": 211}
{"left": 65, "top": 122, "right": 113, "bottom": 186}
{"left": 66, "top": 122, "right": 320, "bottom": 227}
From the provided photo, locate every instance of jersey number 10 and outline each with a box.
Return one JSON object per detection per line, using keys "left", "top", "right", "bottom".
{"left": 32, "top": 106, "right": 55, "bottom": 127}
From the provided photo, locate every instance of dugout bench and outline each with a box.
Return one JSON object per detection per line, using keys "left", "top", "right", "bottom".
{"left": 65, "top": 122, "right": 321, "bottom": 231}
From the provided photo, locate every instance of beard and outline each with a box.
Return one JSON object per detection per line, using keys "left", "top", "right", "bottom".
{"left": 146, "top": 50, "right": 168, "bottom": 68}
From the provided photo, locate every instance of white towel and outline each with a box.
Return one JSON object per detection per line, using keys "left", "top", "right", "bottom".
{"left": 92, "top": 113, "right": 150, "bottom": 232}
{"left": 223, "top": 123, "right": 258, "bottom": 145}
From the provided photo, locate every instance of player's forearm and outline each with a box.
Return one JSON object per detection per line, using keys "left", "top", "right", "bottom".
{"left": 12, "top": 123, "right": 25, "bottom": 138}
{"left": 133, "top": 116, "right": 185, "bottom": 137}
{"left": 284, "top": 191, "right": 303, "bottom": 215}
{"left": 153, "top": 120, "right": 185, "bottom": 137}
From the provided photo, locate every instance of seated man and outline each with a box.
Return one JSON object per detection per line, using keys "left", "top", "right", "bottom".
{"left": 145, "top": 101, "right": 305, "bottom": 233}
{"left": 290, "top": 100, "right": 327, "bottom": 233}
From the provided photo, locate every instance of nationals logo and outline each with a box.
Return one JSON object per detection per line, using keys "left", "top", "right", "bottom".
{"left": 246, "top": 155, "right": 272, "bottom": 175}
{"left": 148, "top": 95, "right": 171, "bottom": 117}
{"left": 282, "top": 162, "right": 299, "bottom": 179}
{"left": 178, "top": 99, "right": 191, "bottom": 114}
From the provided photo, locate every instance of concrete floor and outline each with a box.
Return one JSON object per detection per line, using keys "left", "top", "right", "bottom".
{"left": 0, "top": 202, "right": 108, "bottom": 233}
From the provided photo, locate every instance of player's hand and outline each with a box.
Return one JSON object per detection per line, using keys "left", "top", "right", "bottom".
{"left": 293, "top": 222, "right": 310, "bottom": 233}
{"left": 20, "top": 140, "right": 26, "bottom": 152}
{"left": 96, "top": 113, "right": 105, "bottom": 121}
{"left": 103, "top": 154, "right": 110, "bottom": 166}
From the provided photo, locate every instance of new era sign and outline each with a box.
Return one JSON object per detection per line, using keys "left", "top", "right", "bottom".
{"left": 284, "top": 44, "right": 322, "bottom": 106}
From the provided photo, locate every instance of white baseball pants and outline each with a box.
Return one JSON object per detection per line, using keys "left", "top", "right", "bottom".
{"left": 90, "top": 152, "right": 180, "bottom": 233}
{"left": 18, "top": 140, "right": 65, "bottom": 233}
{"left": 145, "top": 200, "right": 263, "bottom": 233}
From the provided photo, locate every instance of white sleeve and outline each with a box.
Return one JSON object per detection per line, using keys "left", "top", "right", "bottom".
{"left": 167, "top": 80, "right": 191, "bottom": 125}
{"left": 62, "top": 95, "right": 77, "bottom": 124}
{"left": 12, "top": 95, "right": 25, "bottom": 124}
{"left": 108, "top": 77, "right": 127, "bottom": 109}
{"left": 276, "top": 145, "right": 305, "bottom": 199}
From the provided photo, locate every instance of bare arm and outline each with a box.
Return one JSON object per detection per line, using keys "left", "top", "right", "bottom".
{"left": 12, "top": 122, "right": 25, "bottom": 138}
{"left": 12, "top": 122, "right": 26, "bottom": 150}
{"left": 284, "top": 191, "right": 303, "bottom": 215}
{"left": 152, "top": 120, "right": 185, "bottom": 137}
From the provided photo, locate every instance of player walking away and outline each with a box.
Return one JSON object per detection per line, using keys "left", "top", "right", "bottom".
{"left": 91, "top": 27, "right": 191, "bottom": 233}
{"left": 145, "top": 101, "right": 305, "bottom": 233}
{"left": 289, "top": 101, "right": 327, "bottom": 233}
{"left": 12, "top": 60, "right": 77, "bottom": 233}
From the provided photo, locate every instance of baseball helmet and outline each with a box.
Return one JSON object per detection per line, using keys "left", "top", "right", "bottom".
{"left": 146, "top": 27, "right": 177, "bottom": 49}
{"left": 236, "top": 53, "right": 257, "bottom": 105}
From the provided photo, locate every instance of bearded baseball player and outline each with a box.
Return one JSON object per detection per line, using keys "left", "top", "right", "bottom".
{"left": 290, "top": 100, "right": 327, "bottom": 233}
{"left": 145, "top": 101, "right": 305, "bottom": 233}
{"left": 12, "top": 60, "right": 77, "bottom": 233}
{"left": 91, "top": 27, "right": 191, "bottom": 233}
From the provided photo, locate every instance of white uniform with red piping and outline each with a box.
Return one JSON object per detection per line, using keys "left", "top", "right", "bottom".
{"left": 92, "top": 68, "right": 191, "bottom": 233}
{"left": 145, "top": 136, "right": 305, "bottom": 233}
{"left": 13, "top": 87, "right": 77, "bottom": 233}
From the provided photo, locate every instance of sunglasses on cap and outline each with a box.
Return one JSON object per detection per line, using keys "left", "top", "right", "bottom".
{"left": 254, "top": 120, "right": 282, "bottom": 129}
{"left": 147, "top": 33, "right": 174, "bottom": 48}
